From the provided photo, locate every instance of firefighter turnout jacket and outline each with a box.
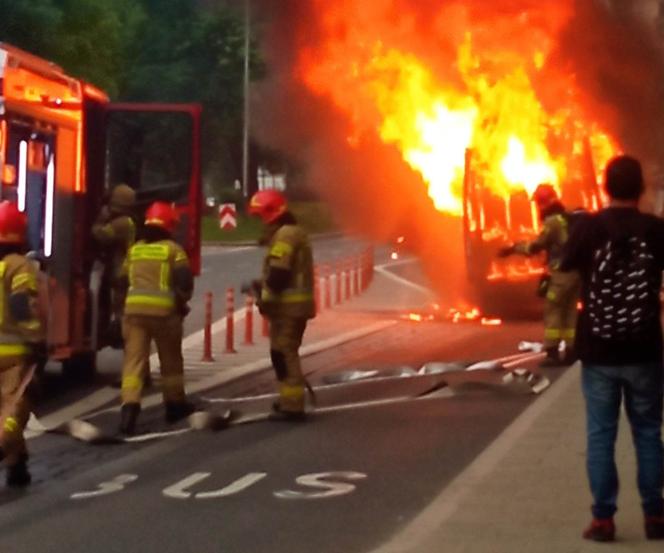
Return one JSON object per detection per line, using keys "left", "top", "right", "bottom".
{"left": 260, "top": 224, "right": 315, "bottom": 320}
{"left": 513, "top": 208, "right": 569, "bottom": 272}
{"left": 123, "top": 240, "right": 193, "bottom": 317}
{"left": 0, "top": 254, "right": 42, "bottom": 357}
{"left": 92, "top": 214, "right": 136, "bottom": 281}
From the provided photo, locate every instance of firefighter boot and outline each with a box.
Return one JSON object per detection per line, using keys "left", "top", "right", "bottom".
{"left": 165, "top": 401, "right": 196, "bottom": 424}
{"left": 119, "top": 403, "right": 140, "bottom": 436}
{"left": 6, "top": 455, "right": 31, "bottom": 488}
{"left": 539, "top": 347, "right": 562, "bottom": 368}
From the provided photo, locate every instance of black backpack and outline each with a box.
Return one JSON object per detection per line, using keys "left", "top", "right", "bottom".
{"left": 587, "top": 227, "right": 659, "bottom": 340}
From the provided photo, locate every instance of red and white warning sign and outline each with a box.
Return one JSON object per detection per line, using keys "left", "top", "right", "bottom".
{"left": 219, "top": 203, "right": 237, "bottom": 230}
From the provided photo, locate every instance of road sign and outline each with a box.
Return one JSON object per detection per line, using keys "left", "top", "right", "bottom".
{"left": 219, "top": 203, "right": 237, "bottom": 230}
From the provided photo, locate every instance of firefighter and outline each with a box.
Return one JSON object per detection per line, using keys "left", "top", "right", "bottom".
{"left": 0, "top": 201, "right": 44, "bottom": 487}
{"left": 91, "top": 183, "right": 137, "bottom": 348}
{"left": 248, "top": 190, "right": 315, "bottom": 421}
{"left": 498, "top": 184, "right": 581, "bottom": 367}
{"left": 119, "top": 201, "right": 195, "bottom": 435}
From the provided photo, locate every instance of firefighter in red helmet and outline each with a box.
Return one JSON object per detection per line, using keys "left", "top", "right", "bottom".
{"left": 498, "top": 184, "right": 582, "bottom": 366}
{"left": 118, "top": 201, "right": 195, "bottom": 434}
{"left": 0, "top": 201, "right": 44, "bottom": 486}
{"left": 248, "top": 190, "right": 315, "bottom": 420}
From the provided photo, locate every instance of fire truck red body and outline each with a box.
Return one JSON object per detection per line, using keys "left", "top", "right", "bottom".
{"left": 0, "top": 43, "right": 202, "bottom": 372}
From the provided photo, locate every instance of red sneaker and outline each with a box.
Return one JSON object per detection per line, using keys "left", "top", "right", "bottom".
{"left": 582, "top": 518, "right": 615, "bottom": 542}
{"left": 645, "top": 515, "right": 664, "bottom": 540}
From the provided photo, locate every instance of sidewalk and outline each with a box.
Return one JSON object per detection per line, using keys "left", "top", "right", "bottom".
{"left": 371, "top": 363, "right": 662, "bottom": 553}
{"left": 145, "top": 255, "right": 434, "bottom": 398}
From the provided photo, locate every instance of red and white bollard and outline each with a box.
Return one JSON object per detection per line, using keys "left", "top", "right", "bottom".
{"left": 225, "top": 287, "right": 236, "bottom": 354}
{"left": 201, "top": 291, "right": 214, "bottom": 362}
{"left": 354, "top": 256, "right": 361, "bottom": 295}
{"left": 335, "top": 261, "right": 343, "bottom": 305}
{"left": 243, "top": 294, "right": 254, "bottom": 345}
{"left": 344, "top": 259, "right": 352, "bottom": 301}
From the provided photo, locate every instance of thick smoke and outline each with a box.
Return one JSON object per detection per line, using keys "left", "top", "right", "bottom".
{"left": 553, "top": 1, "right": 664, "bottom": 166}
{"left": 250, "top": 0, "right": 664, "bottom": 306}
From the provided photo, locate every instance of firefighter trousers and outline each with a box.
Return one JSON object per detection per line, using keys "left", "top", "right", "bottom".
{"left": 544, "top": 270, "right": 581, "bottom": 350}
{"left": 121, "top": 315, "right": 186, "bottom": 405}
{"left": 0, "top": 357, "right": 32, "bottom": 466}
{"left": 269, "top": 316, "right": 307, "bottom": 413}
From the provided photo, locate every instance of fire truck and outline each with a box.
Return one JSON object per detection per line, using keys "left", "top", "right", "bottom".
{"left": 0, "top": 43, "right": 202, "bottom": 375}
{"left": 462, "top": 143, "right": 602, "bottom": 317}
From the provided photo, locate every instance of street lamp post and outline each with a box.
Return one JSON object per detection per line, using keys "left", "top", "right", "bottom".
{"left": 242, "top": 0, "right": 251, "bottom": 199}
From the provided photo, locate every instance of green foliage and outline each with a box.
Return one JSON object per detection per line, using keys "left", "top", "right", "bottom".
{"left": 0, "top": 0, "right": 61, "bottom": 58}
{"left": 201, "top": 202, "right": 338, "bottom": 243}
{"left": 0, "top": 0, "right": 269, "bottom": 197}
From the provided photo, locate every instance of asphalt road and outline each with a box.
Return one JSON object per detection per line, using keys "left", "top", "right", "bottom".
{"left": 0, "top": 239, "right": 558, "bottom": 553}
{"left": 3, "top": 328, "right": 556, "bottom": 552}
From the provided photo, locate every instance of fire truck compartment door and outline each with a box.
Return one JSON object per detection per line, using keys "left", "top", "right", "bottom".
{"left": 103, "top": 103, "right": 202, "bottom": 275}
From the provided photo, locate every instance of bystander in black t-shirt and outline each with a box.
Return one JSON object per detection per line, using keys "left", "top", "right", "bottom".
{"left": 561, "top": 207, "right": 664, "bottom": 365}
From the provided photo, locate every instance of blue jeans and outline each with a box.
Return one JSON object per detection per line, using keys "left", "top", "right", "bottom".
{"left": 582, "top": 363, "right": 664, "bottom": 518}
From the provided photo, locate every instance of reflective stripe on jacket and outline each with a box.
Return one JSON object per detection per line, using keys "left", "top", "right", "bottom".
{"left": 260, "top": 224, "right": 315, "bottom": 319}
{"left": 124, "top": 240, "right": 190, "bottom": 317}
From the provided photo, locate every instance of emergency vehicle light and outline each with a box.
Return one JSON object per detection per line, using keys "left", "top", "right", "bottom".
{"left": 17, "top": 141, "right": 27, "bottom": 212}
{"left": 44, "top": 154, "right": 54, "bottom": 257}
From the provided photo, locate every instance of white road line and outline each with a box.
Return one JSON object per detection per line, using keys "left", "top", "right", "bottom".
{"left": 375, "top": 256, "right": 419, "bottom": 270}
{"left": 374, "top": 266, "right": 434, "bottom": 296}
{"left": 367, "top": 363, "right": 580, "bottom": 553}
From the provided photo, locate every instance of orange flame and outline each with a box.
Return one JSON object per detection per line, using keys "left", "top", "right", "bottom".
{"left": 298, "top": 2, "right": 619, "bottom": 216}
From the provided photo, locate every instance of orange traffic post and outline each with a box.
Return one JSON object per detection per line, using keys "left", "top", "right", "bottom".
{"left": 354, "top": 255, "right": 361, "bottom": 295}
{"left": 201, "top": 291, "right": 215, "bottom": 362}
{"left": 225, "top": 287, "right": 236, "bottom": 354}
{"left": 344, "top": 259, "right": 351, "bottom": 301}
{"left": 314, "top": 265, "right": 321, "bottom": 314}
{"left": 243, "top": 294, "right": 254, "bottom": 346}
{"left": 335, "top": 261, "right": 343, "bottom": 305}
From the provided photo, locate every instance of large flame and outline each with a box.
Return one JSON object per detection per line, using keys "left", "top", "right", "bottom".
{"left": 298, "top": 1, "right": 619, "bottom": 216}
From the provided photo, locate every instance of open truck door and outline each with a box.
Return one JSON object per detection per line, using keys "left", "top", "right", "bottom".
{"left": 101, "top": 103, "right": 202, "bottom": 274}
{"left": 80, "top": 101, "right": 202, "bottom": 372}
{"left": 0, "top": 43, "right": 203, "bottom": 380}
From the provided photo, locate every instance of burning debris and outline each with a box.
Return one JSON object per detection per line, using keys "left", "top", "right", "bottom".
{"left": 400, "top": 305, "right": 502, "bottom": 325}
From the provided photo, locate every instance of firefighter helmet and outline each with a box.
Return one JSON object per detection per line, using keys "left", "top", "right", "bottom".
{"left": 248, "top": 190, "right": 287, "bottom": 224}
{"left": 0, "top": 201, "right": 27, "bottom": 244}
{"left": 144, "top": 202, "right": 179, "bottom": 233}
{"left": 109, "top": 184, "right": 136, "bottom": 212}
{"left": 531, "top": 184, "right": 559, "bottom": 208}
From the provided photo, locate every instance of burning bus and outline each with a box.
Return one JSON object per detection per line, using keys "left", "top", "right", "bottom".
{"left": 277, "top": 1, "right": 623, "bottom": 315}
{"left": 462, "top": 140, "right": 604, "bottom": 315}
{"left": 0, "top": 43, "right": 202, "bottom": 375}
